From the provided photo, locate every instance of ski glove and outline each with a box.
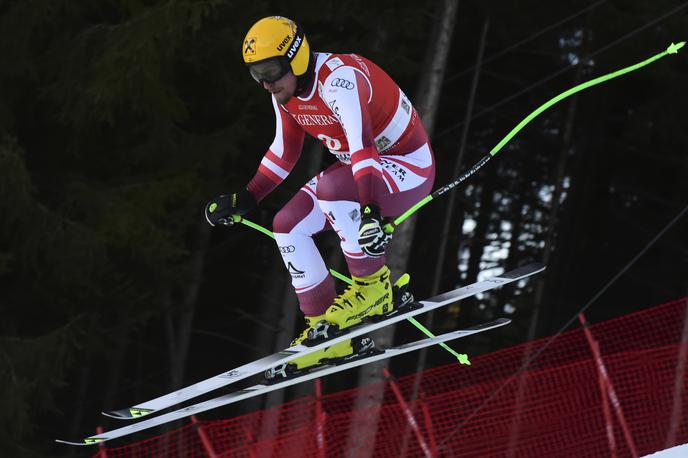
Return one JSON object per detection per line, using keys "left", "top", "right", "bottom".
{"left": 358, "top": 205, "right": 393, "bottom": 257}
{"left": 205, "top": 189, "right": 257, "bottom": 226}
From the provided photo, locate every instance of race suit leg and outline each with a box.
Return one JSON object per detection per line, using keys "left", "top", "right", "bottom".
{"left": 273, "top": 180, "right": 333, "bottom": 317}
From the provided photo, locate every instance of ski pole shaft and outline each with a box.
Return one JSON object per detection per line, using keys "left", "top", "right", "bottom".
{"left": 382, "top": 41, "right": 685, "bottom": 234}
{"left": 230, "top": 215, "right": 468, "bottom": 363}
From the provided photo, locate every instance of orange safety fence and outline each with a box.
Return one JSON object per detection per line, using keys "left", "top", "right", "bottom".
{"left": 93, "top": 297, "right": 688, "bottom": 457}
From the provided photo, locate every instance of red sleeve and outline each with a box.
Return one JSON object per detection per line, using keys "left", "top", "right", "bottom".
{"left": 247, "top": 97, "right": 304, "bottom": 202}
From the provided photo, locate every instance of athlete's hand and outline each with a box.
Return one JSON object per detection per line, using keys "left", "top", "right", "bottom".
{"left": 205, "top": 190, "right": 257, "bottom": 227}
{"left": 358, "top": 205, "right": 392, "bottom": 257}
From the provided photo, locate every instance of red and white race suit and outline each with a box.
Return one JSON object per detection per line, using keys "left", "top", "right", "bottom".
{"left": 246, "top": 52, "right": 435, "bottom": 315}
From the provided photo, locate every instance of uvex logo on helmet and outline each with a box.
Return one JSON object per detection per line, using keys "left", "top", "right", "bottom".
{"left": 287, "top": 35, "right": 302, "bottom": 59}
{"left": 276, "top": 35, "right": 291, "bottom": 52}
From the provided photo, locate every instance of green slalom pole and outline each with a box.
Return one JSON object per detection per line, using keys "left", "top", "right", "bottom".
{"left": 383, "top": 41, "right": 685, "bottom": 234}
{"left": 232, "top": 214, "right": 471, "bottom": 364}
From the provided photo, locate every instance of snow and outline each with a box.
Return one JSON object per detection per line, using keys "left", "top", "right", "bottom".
{"left": 642, "top": 444, "right": 688, "bottom": 457}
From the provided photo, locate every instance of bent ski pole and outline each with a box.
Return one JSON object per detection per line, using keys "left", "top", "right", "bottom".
{"left": 231, "top": 215, "right": 470, "bottom": 364}
{"left": 382, "top": 41, "right": 685, "bottom": 234}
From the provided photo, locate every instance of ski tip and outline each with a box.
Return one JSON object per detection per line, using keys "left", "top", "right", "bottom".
{"left": 102, "top": 407, "right": 154, "bottom": 420}
{"left": 102, "top": 409, "right": 132, "bottom": 419}
{"left": 467, "top": 317, "right": 511, "bottom": 331}
{"left": 498, "top": 262, "right": 546, "bottom": 279}
{"left": 55, "top": 437, "right": 105, "bottom": 446}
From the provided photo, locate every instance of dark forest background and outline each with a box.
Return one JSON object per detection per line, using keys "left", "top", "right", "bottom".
{"left": 0, "top": 0, "right": 686, "bottom": 456}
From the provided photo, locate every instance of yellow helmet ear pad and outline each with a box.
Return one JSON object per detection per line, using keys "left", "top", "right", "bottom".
{"left": 242, "top": 16, "right": 311, "bottom": 77}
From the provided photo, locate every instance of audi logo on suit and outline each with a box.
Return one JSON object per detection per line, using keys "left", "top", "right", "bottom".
{"left": 279, "top": 245, "right": 296, "bottom": 254}
{"left": 330, "top": 78, "right": 355, "bottom": 90}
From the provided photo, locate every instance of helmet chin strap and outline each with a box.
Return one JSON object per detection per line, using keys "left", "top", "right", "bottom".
{"left": 293, "top": 51, "right": 316, "bottom": 97}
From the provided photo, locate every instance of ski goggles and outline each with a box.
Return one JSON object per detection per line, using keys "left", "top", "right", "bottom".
{"left": 247, "top": 57, "right": 292, "bottom": 84}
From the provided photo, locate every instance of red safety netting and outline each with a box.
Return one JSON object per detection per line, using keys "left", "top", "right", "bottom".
{"left": 93, "top": 297, "right": 688, "bottom": 457}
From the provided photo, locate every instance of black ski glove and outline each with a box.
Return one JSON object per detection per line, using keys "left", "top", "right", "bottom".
{"left": 358, "top": 204, "right": 393, "bottom": 257}
{"left": 205, "top": 189, "right": 257, "bottom": 226}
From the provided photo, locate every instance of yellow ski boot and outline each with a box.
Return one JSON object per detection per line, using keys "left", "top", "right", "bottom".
{"left": 325, "top": 265, "right": 393, "bottom": 330}
{"left": 265, "top": 269, "right": 413, "bottom": 382}
{"left": 289, "top": 314, "right": 353, "bottom": 368}
{"left": 265, "top": 314, "right": 374, "bottom": 381}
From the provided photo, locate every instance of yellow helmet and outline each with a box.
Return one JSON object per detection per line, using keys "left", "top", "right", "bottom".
{"left": 242, "top": 16, "right": 312, "bottom": 83}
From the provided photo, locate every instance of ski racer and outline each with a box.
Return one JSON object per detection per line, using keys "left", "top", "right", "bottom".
{"left": 205, "top": 16, "right": 436, "bottom": 375}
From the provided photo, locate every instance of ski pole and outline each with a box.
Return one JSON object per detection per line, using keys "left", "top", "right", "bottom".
{"left": 231, "top": 215, "right": 470, "bottom": 364}
{"left": 382, "top": 41, "right": 685, "bottom": 234}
